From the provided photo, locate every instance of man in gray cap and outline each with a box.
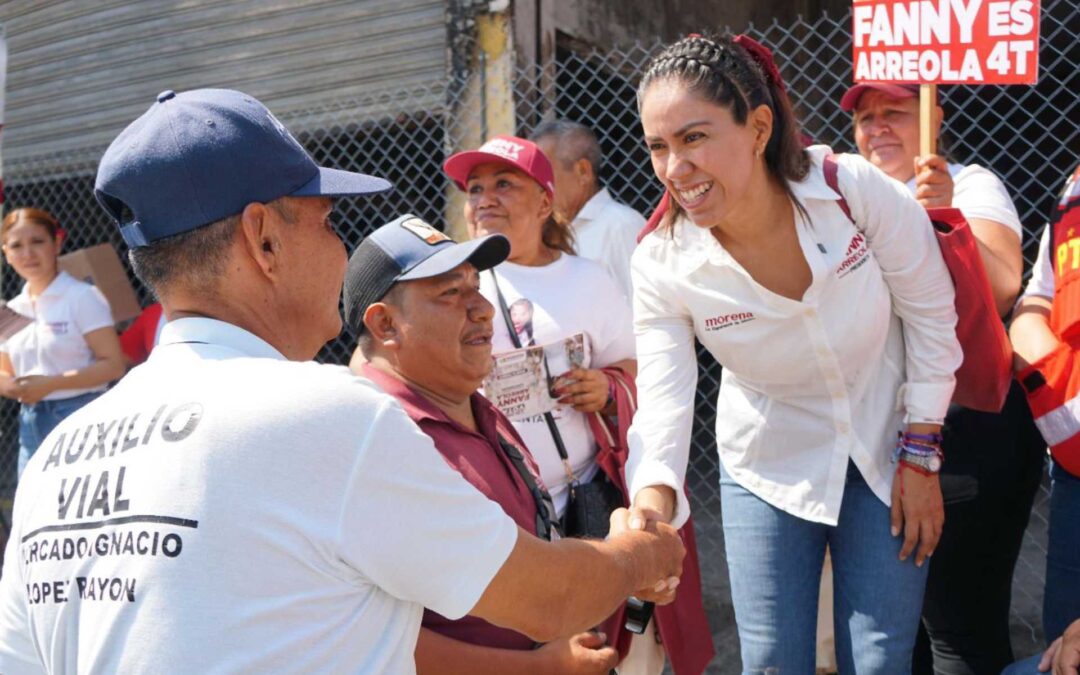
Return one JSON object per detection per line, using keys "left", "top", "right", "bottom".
{"left": 345, "top": 214, "right": 621, "bottom": 674}
{"left": 0, "top": 89, "right": 684, "bottom": 674}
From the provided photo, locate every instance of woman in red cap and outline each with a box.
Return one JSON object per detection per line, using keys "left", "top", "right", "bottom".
{"left": 443, "top": 134, "right": 636, "bottom": 524}
{"left": 439, "top": 136, "right": 714, "bottom": 675}
{"left": 843, "top": 82, "right": 1044, "bottom": 675}
{"left": 625, "top": 33, "right": 961, "bottom": 673}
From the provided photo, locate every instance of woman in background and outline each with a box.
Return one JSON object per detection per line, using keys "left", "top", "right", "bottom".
{"left": 843, "top": 80, "right": 1045, "bottom": 675}
{"left": 444, "top": 134, "right": 637, "bottom": 524}
{"left": 431, "top": 135, "right": 712, "bottom": 675}
{"left": 0, "top": 208, "right": 125, "bottom": 478}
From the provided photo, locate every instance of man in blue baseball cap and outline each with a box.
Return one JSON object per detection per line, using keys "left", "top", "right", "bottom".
{"left": 0, "top": 91, "right": 685, "bottom": 674}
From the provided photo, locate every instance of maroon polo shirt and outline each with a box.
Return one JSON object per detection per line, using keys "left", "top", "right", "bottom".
{"left": 361, "top": 364, "right": 544, "bottom": 650}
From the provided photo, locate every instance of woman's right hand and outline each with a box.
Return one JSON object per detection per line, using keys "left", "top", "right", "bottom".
{"left": 629, "top": 485, "right": 677, "bottom": 528}
{"left": 534, "top": 632, "right": 619, "bottom": 675}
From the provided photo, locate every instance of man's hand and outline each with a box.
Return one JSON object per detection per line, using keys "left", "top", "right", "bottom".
{"left": 913, "top": 154, "right": 954, "bottom": 208}
{"left": 12, "top": 375, "right": 58, "bottom": 405}
{"left": 534, "top": 632, "right": 619, "bottom": 675}
{"left": 608, "top": 507, "right": 683, "bottom": 605}
{"left": 1039, "top": 619, "right": 1080, "bottom": 674}
{"left": 555, "top": 368, "right": 610, "bottom": 413}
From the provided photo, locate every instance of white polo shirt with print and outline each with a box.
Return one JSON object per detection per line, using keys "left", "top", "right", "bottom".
{"left": 3, "top": 271, "right": 114, "bottom": 400}
{"left": 0, "top": 318, "right": 518, "bottom": 674}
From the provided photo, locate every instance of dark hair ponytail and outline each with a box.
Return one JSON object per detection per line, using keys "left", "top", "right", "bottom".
{"left": 638, "top": 33, "right": 810, "bottom": 229}
{"left": 541, "top": 215, "right": 575, "bottom": 255}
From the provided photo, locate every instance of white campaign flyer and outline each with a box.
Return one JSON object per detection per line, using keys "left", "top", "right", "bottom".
{"left": 483, "top": 332, "right": 590, "bottom": 421}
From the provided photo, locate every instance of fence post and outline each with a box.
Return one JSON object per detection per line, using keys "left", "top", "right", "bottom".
{"left": 442, "top": 6, "right": 517, "bottom": 242}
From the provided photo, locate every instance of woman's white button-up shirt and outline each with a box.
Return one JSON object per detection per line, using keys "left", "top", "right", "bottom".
{"left": 626, "top": 147, "right": 962, "bottom": 526}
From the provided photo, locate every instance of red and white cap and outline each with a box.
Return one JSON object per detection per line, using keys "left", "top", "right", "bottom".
{"left": 839, "top": 83, "right": 919, "bottom": 112}
{"left": 443, "top": 134, "right": 556, "bottom": 198}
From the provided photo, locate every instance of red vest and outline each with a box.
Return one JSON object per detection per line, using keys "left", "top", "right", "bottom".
{"left": 1049, "top": 165, "right": 1080, "bottom": 340}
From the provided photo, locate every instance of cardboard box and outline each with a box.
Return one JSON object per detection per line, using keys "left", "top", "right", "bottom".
{"left": 59, "top": 244, "right": 141, "bottom": 324}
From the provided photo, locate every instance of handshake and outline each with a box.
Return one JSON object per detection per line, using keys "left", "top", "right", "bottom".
{"left": 605, "top": 504, "right": 685, "bottom": 607}
{"left": 474, "top": 488, "right": 686, "bottom": 649}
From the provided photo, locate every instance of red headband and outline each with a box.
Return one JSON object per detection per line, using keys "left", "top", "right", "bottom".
{"left": 733, "top": 34, "right": 786, "bottom": 94}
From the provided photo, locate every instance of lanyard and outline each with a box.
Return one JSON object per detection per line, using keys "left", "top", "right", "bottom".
{"left": 487, "top": 270, "right": 577, "bottom": 485}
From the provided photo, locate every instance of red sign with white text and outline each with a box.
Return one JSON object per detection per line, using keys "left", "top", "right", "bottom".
{"left": 852, "top": 0, "right": 1039, "bottom": 84}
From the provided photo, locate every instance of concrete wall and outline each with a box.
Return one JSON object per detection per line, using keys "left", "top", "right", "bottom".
{"left": 0, "top": 0, "right": 447, "bottom": 168}
{"left": 549, "top": 0, "right": 851, "bottom": 50}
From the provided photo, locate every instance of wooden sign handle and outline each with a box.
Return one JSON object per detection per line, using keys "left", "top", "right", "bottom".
{"left": 920, "top": 83, "right": 938, "bottom": 156}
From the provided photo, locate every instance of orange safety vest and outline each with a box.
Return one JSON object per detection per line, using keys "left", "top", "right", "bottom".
{"left": 1021, "top": 164, "right": 1080, "bottom": 478}
{"left": 1050, "top": 165, "right": 1080, "bottom": 340}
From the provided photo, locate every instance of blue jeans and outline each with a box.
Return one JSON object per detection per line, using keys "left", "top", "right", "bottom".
{"left": 1000, "top": 653, "right": 1042, "bottom": 675}
{"left": 721, "top": 462, "right": 929, "bottom": 674}
{"left": 1044, "top": 460, "right": 1080, "bottom": 642}
{"left": 17, "top": 391, "right": 101, "bottom": 478}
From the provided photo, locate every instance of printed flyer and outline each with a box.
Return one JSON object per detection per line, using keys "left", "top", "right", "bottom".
{"left": 483, "top": 332, "right": 590, "bottom": 420}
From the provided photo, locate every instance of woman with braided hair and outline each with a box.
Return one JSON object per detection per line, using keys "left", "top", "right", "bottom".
{"left": 623, "top": 34, "right": 962, "bottom": 673}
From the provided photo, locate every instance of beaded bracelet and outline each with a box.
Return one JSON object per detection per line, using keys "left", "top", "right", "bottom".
{"left": 892, "top": 430, "right": 945, "bottom": 473}
{"left": 893, "top": 431, "right": 943, "bottom": 456}
{"left": 896, "top": 442, "right": 939, "bottom": 457}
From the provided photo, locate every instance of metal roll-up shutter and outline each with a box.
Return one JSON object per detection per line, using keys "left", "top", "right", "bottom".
{"left": 1, "top": 0, "right": 447, "bottom": 170}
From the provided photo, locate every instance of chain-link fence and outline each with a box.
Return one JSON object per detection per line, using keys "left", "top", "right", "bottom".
{"left": 2, "top": 3, "right": 1077, "bottom": 671}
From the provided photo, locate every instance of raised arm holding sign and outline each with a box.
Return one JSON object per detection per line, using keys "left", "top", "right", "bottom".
{"left": 841, "top": 3, "right": 1045, "bottom": 672}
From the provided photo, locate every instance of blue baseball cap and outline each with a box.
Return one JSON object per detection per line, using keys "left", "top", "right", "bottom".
{"left": 95, "top": 88, "right": 392, "bottom": 248}
{"left": 343, "top": 214, "right": 510, "bottom": 334}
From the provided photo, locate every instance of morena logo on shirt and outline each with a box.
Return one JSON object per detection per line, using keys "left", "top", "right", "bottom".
{"left": 46, "top": 321, "right": 69, "bottom": 336}
{"left": 837, "top": 233, "right": 870, "bottom": 278}
{"left": 703, "top": 312, "right": 755, "bottom": 332}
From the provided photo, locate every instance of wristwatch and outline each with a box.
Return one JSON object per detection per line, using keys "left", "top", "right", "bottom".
{"left": 899, "top": 449, "right": 943, "bottom": 473}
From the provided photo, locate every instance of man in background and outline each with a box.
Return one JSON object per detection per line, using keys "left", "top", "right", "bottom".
{"left": 531, "top": 120, "right": 644, "bottom": 299}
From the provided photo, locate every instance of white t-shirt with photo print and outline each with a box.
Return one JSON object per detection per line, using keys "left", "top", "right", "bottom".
{"left": 481, "top": 254, "right": 635, "bottom": 516}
